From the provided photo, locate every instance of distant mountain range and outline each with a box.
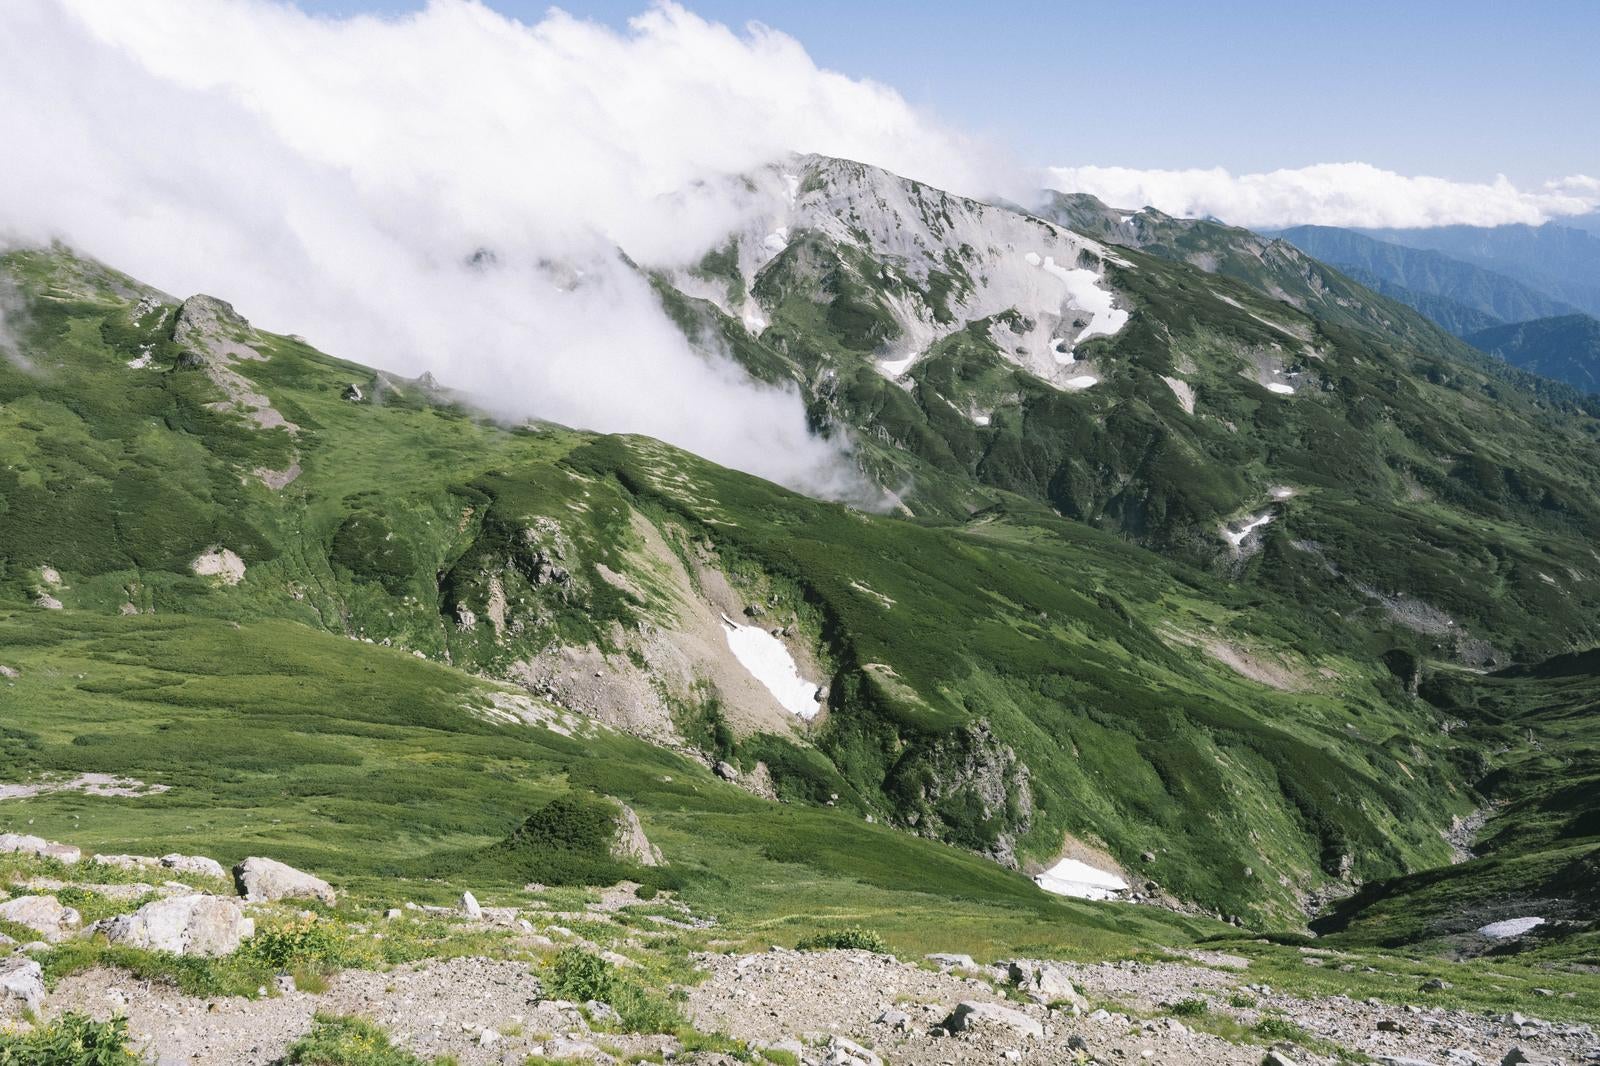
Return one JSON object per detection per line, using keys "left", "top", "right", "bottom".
{"left": 1275, "top": 225, "right": 1581, "bottom": 330}
{"left": 1466, "top": 314, "right": 1600, "bottom": 394}
{"left": 1274, "top": 222, "right": 1600, "bottom": 396}
{"left": 1356, "top": 220, "right": 1600, "bottom": 317}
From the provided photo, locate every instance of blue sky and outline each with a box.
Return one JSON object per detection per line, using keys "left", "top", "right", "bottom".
{"left": 291, "top": 0, "right": 1600, "bottom": 184}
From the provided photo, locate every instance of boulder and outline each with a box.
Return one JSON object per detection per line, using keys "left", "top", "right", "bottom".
{"left": 610, "top": 803, "right": 664, "bottom": 867}
{"left": 459, "top": 891, "right": 482, "bottom": 919}
{"left": 161, "top": 854, "right": 228, "bottom": 880}
{"left": 925, "top": 952, "right": 977, "bottom": 970}
{"left": 943, "top": 1001, "right": 1044, "bottom": 1039}
{"left": 0, "top": 895, "right": 82, "bottom": 941}
{"left": 0, "top": 833, "right": 81, "bottom": 864}
{"left": 233, "top": 857, "right": 336, "bottom": 905}
{"left": 875, "top": 1007, "right": 911, "bottom": 1031}
{"left": 91, "top": 853, "right": 159, "bottom": 871}
{"left": 826, "top": 1036, "right": 882, "bottom": 1066}
{"left": 1262, "top": 1053, "right": 1300, "bottom": 1066}
{"left": 1005, "top": 959, "right": 1084, "bottom": 1007}
{"left": 714, "top": 761, "right": 740, "bottom": 781}
{"left": 96, "top": 894, "right": 254, "bottom": 956}
{"left": 1503, "top": 1050, "right": 1561, "bottom": 1066}
{"left": 0, "top": 957, "right": 44, "bottom": 1016}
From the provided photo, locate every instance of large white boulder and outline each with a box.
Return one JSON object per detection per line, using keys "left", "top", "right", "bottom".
{"left": 0, "top": 833, "right": 81, "bottom": 864}
{"left": 97, "top": 894, "right": 254, "bottom": 956}
{"left": 161, "top": 853, "right": 228, "bottom": 880}
{"left": 0, "top": 957, "right": 44, "bottom": 1016}
{"left": 943, "top": 1001, "right": 1044, "bottom": 1039}
{"left": 233, "top": 856, "right": 336, "bottom": 905}
{"left": 0, "top": 895, "right": 82, "bottom": 941}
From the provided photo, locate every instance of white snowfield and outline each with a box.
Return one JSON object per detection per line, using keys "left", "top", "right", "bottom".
{"left": 656, "top": 155, "right": 1131, "bottom": 390}
{"left": 1266, "top": 382, "right": 1296, "bottom": 395}
{"left": 1477, "top": 916, "right": 1545, "bottom": 939}
{"left": 719, "top": 614, "right": 821, "bottom": 720}
{"left": 1033, "top": 858, "right": 1129, "bottom": 901}
{"left": 1223, "top": 512, "right": 1274, "bottom": 548}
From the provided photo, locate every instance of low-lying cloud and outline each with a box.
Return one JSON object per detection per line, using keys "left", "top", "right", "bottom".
{"left": 1046, "top": 162, "right": 1600, "bottom": 230}
{"left": 0, "top": 0, "right": 993, "bottom": 502}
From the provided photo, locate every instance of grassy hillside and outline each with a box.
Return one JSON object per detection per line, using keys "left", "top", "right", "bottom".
{"left": 0, "top": 243, "right": 1504, "bottom": 931}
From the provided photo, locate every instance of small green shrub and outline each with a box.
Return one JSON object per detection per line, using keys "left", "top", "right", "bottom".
{"left": 0, "top": 1012, "right": 141, "bottom": 1066}
{"left": 795, "top": 927, "right": 889, "bottom": 954}
{"left": 542, "top": 948, "right": 684, "bottom": 1034}
{"left": 243, "top": 915, "right": 343, "bottom": 970}
{"left": 1254, "top": 1015, "right": 1310, "bottom": 1042}
{"left": 284, "top": 1013, "right": 450, "bottom": 1065}
{"left": 544, "top": 948, "right": 615, "bottom": 1003}
{"left": 1169, "top": 997, "right": 1209, "bottom": 1016}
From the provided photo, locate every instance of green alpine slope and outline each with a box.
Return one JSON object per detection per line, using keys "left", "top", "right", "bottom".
{"left": 4, "top": 145, "right": 1599, "bottom": 957}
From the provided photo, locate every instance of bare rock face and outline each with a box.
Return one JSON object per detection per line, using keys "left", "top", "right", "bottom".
{"left": 233, "top": 857, "right": 336, "bottom": 906}
{"left": 610, "top": 803, "right": 664, "bottom": 867}
{"left": 0, "top": 957, "right": 44, "bottom": 1017}
{"left": 97, "top": 895, "right": 255, "bottom": 956}
{"left": 0, "top": 895, "right": 82, "bottom": 942}
{"left": 0, "top": 832, "right": 81, "bottom": 864}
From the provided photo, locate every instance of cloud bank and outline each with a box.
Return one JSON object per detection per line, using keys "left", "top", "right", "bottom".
{"left": 1046, "top": 162, "right": 1600, "bottom": 230}
{"left": 0, "top": 0, "right": 991, "bottom": 501}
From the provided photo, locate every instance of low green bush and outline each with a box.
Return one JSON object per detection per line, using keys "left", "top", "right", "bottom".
{"left": 0, "top": 1013, "right": 141, "bottom": 1066}
{"left": 796, "top": 927, "right": 889, "bottom": 954}
{"left": 284, "top": 1013, "right": 452, "bottom": 1065}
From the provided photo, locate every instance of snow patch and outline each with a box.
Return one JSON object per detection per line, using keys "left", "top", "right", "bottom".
{"left": 719, "top": 614, "right": 821, "bottom": 719}
{"left": 1030, "top": 253, "right": 1129, "bottom": 344}
{"left": 971, "top": 413, "right": 991, "bottom": 427}
{"left": 1063, "top": 375, "right": 1098, "bottom": 390}
{"left": 1223, "top": 512, "right": 1274, "bottom": 548}
{"left": 1033, "top": 858, "right": 1128, "bottom": 901}
{"left": 1266, "top": 382, "right": 1295, "bottom": 395}
{"left": 1477, "top": 916, "right": 1545, "bottom": 939}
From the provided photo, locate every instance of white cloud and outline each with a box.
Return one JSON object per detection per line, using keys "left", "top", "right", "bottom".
{"left": 1045, "top": 162, "right": 1600, "bottom": 230}
{"left": 0, "top": 0, "right": 992, "bottom": 502}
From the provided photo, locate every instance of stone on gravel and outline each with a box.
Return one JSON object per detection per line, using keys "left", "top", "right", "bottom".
{"left": 1262, "top": 1053, "right": 1300, "bottom": 1066}
{"left": 876, "top": 1007, "right": 911, "bottom": 1031}
{"left": 233, "top": 856, "right": 335, "bottom": 905}
{"left": 943, "top": 1001, "right": 1044, "bottom": 1039}
{"left": 0, "top": 895, "right": 81, "bottom": 941}
{"left": 826, "top": 1035, "right": 882, "bottom": 1065}
{"left": 1502, "top": 1049, "right": 1560, "bottom": 1066}
{"left": 714, "top": 761, "right": 739, "bottom": 781}
{"left": 459, "top": 891, "right": 482, "bottom": 919}
{"left": 97, "top": 894, "right": 255, "bottom": 956}
{"left": 0, "top": 832, "right": 80, "bottom": 864}
{"left": 1005, "top": 959, "right": 1083, "bottom": 1007}
{"left": 0, "top": 956, "right": 43, "bottom": 1016}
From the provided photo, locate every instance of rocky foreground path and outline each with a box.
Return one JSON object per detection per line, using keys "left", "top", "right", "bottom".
{"left": 40, "top": 947, "right": 1600, "bottom": 1065}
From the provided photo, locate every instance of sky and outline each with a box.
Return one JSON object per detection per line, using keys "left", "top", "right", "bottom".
{"left": 289, "top": 0, "right": 1600, "bottom": 187}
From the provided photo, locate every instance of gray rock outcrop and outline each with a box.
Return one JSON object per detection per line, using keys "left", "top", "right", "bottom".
{"left": 0, "top": 895, "right": 82, "bottom": 941}
{"left": 97, "top": 895, "right": 255, "bottom": 956}
{"left": 233, "top": 856, "right": 336, "bottom": 905}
